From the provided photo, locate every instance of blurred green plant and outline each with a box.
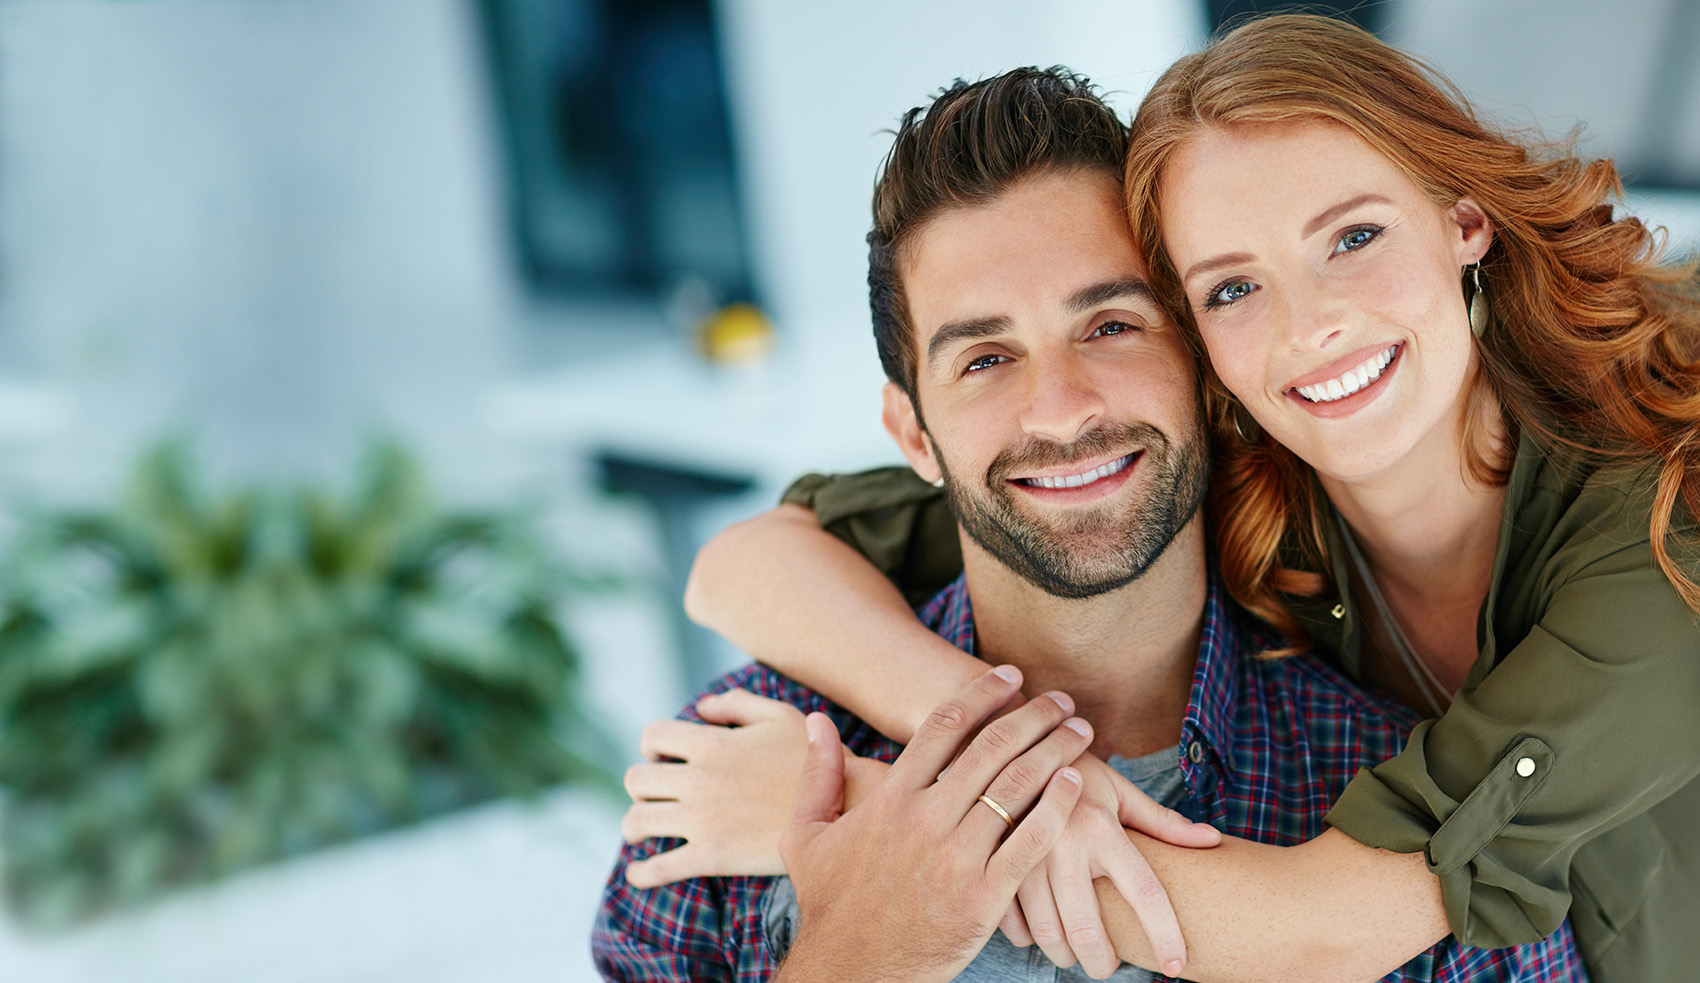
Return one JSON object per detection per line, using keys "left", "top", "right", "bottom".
{"left": 0, "top": 441, "right": 617, "bottom": 928}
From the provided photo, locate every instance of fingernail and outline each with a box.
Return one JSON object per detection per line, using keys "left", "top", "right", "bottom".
{"left": 993, "top": 664, "right": 1020, "bottom": 683}
{"left": 1046, "top": 690, "right": 1074, "bottom": 713}
{"left": 1163, "top": 959, "right": 1184, "bottom": 977}
{"left": 1063, "top": 717, "right": 1091, "bottom": 738}
{"left": 1059, "top": 767, "right": 1081, "bottom": 785}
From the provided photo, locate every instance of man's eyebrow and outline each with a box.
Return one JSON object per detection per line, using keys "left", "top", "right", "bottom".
{"left": 925, "top": 277, "right": 1160, "bottom": 368}
{"left": 1067, "top": 276, "right": 1159, "bottom": 314}
{"left": 1180, "top": 194, "right": 1397, "bottom": 288}
{"left": 926, "top": 316, "right": 1012, "bottom": 367}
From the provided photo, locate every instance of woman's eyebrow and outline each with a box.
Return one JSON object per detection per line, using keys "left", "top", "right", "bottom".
{"left": 1179, "top": 193, "right": 1398, "bottom": 287}
{"left": 1181, "top": 252, "right": 1254, "bottom": 288}
{"left": 1302, "top": 193, "right": 1394, "bottom": 238}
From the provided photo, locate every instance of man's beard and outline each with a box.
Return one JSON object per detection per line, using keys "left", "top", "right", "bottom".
{"left": 932, "top": 418, "right": 1209, "bottom": 600}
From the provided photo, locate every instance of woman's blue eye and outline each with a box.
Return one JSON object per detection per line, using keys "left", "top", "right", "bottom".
{"left": 1205, "top": 280, "right": 1255, "bottom": 310}
{"left": 1334, "top": 225, "right": 1382, "bottom": 254}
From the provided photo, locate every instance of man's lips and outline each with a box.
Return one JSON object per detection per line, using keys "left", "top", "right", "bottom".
{"left": 1008, "top": 452, "right": 1138, "bottom": 490}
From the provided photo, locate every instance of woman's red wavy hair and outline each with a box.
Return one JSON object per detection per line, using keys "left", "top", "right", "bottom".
{"left": 1125, "top": 14, "right": 1700, "bottom": 651}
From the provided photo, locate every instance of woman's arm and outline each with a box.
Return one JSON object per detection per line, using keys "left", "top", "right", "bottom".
{"left": 1096, "top": 829, "right": 1448, "bottom": 983}
{"left": 684, "top": 503, "right": 982, "bottom": 742}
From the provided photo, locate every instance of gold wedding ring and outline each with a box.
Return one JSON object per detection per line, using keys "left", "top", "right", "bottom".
{"left": 977, "top": 794, "right": 1016, "bottom": 828}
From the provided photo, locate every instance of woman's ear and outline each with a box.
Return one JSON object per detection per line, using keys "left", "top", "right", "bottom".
{"left": 880, "top": 382, "right": 942, "bottom": 484}
{"left": 1451, "top": 197, "right": 1494, "bottom": 264}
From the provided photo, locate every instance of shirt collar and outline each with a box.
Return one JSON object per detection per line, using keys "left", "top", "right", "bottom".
{"left": 916, "top": 572, "right": 1268, "bottom": 792}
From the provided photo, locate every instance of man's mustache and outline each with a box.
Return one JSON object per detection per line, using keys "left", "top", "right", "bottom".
{"left": 986, "top": 424, "right": 1165, "bottom": 484}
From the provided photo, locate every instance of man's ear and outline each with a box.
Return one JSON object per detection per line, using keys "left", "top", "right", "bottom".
{"left": 1451, "top": 197, "right": 1494, "bottom": 265}
{"left": 880, "top": 382, "right": 942, "bottom": 484}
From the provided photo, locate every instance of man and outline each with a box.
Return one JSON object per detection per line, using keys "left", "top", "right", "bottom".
{"left": 592, "top": 68, "right": 1584, "bottom": 982}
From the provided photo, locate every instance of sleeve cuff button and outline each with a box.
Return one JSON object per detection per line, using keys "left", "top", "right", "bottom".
{"left": 1515, "top": 756, "right": 1536, "bottom": 778}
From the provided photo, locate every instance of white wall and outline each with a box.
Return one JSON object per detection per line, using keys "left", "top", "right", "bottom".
{"left": 718, "top": 0, "right": 1206, "bottom": 348}
{"left": 0, "top": 0, "right": 523, "bottom": 497}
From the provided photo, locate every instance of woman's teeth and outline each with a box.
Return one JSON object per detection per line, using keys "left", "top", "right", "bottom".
{"left": 1021, "top": 454, "right": 1133, "bottom": 489}
{"left": 1295, "top": 346, "right": 1397, "bottom": 403}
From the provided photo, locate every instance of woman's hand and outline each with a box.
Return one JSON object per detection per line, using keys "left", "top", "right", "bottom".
{"left": 1001, "top": 751, "right": 1221, "bottom": 979}
{"left": 622, "top": 688, "right": 892, "bottom": 887}
{"left": 620, "top": 689, "right": 808, "bottom": 887}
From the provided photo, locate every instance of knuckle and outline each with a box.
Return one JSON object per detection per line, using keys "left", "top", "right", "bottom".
{"left": 1028, "top": 920, "right": 1067, "bottom": 946}
{"left": 975, "top": 720, "right": 1019, "bottom": 755}
{"left": 927, "top": 700, "right": 971, "bottom": 733}
{"left": 1009, "top": 823, "right": 1049, "bottom": 863}
{"left": 1066, "top": 924, "right": 1106, "bottom": 949}
{"left": 997, "top": 759, "right": 1043, "bottom": 796}
{"left": 1133, "top": 877, "right": 1169, "bottom": 912}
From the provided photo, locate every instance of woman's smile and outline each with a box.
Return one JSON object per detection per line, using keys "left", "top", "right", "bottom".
{"left": 1284, "top": 343, "right": 1403, "bottom": 418}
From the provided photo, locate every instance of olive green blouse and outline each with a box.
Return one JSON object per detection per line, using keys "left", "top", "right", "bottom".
{"left": 780, "top": 436, "right": 1700, "bottom": 983}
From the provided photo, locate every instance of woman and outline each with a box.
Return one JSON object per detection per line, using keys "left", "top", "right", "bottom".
{"left": 630, "top": 15, "right": 1700, "bottom": 982}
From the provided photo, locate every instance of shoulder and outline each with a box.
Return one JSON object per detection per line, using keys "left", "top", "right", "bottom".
{"left": 1498, "top": 441, "right": 1699, "bottom": 649}
{"left": 1512, "top": 440, "right": 1685, "bottom": 569}
{"left": 780, "top": 468, "right": 941, "bottom": 526}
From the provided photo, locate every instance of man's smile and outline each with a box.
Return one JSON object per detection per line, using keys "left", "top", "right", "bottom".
{"left": 1004, "top": 450, "right": 1143, "bottom": 504}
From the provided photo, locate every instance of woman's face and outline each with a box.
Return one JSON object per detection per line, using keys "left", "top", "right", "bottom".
{"left": 1160, "top": 120, "right": 1493, "bottom": 485}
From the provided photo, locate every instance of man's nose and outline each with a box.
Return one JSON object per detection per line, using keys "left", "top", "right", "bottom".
{"left": 1017, "top": 352, "right": 1104, "bottom": 443}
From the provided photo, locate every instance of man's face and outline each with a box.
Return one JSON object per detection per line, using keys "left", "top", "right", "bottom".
{"left": 887, "top": 168, "right": 1207, "bottom": 599}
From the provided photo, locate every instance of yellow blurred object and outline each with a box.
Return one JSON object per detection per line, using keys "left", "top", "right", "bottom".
{"left": 697, "top": 303, "right": 775, "bottom": 364}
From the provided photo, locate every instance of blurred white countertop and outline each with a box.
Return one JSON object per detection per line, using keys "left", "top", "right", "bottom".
{"left": 486, "top": 325, "right": 903, "bottom": 494}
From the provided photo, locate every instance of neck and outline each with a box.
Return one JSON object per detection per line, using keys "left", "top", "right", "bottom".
{"left": 1319, "top": 389, "right": 1508, "bottom": 679}
{"left": 962, "top": 515, "right": 1207, "bottom": 760}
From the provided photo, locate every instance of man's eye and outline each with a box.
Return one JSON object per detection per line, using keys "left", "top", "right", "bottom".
{"left": 1092, "top": 320, "right": 1139, "bottom": 338}
{"left": 964, "top": 353, "right": 1007, "bottom": 373}
{"left": 1204, "top": 280, "right": 1255, "bottom": 310}
{"left": 1334, "top": 225, "right": 1382, "bottom": 254}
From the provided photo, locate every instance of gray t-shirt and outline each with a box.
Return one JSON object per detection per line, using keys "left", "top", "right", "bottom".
{"left": 762, "top": 745, "right": 1188, "bottom": 982}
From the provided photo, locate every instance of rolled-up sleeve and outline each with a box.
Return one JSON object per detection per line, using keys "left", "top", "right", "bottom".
{"left": 781, "top": 468, "right": 962, "bottom": 606}
{"left": 1327, "top": 534, "right": 1700, "bottom": 947}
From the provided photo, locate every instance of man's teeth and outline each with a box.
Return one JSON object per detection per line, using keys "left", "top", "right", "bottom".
{"left": 1295, "top": 346, "right": 1397, "bottom": 403}
{"left": 1021, "top": 454, "right": 1133, "bottom": 489}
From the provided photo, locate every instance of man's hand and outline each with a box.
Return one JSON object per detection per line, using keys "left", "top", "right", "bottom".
{"left": 1000, "top": 752, "right": 1219, "bottom": 978}
{"left": 775, "top": 666, "right": 1089, "bottom": 983}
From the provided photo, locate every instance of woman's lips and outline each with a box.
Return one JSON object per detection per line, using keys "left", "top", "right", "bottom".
{"left": 1283, "top": 343, "right": 1402, "bottom": 416}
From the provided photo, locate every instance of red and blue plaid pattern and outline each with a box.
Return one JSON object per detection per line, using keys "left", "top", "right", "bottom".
{"left": 593, "top": 575, "right": 1586, "bottom": 982}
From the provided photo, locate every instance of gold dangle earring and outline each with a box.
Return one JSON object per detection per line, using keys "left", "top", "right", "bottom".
{"left": 1467, "top": 262, "right": 1490, "bottom": 338}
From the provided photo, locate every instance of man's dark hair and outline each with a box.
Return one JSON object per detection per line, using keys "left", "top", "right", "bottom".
{"left": 868, "top": 67, "right": 1129, "bottom": 403}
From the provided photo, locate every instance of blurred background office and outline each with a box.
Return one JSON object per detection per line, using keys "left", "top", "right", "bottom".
{"left": 0, "top": 0, "right": 1694, "bottom": 980}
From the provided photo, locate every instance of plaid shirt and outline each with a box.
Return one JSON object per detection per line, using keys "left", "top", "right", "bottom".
{"left": 592, "top": 575, "right": 1587, "bottom": 982}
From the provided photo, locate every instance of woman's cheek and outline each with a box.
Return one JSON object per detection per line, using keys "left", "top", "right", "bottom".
{"left": 1201, "top": 328, "right": 1262, "bottom": 406}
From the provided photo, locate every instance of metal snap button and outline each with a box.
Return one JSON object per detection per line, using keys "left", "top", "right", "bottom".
{"left": 1516, "top": 757, "right": 1536, "bottom": 778}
